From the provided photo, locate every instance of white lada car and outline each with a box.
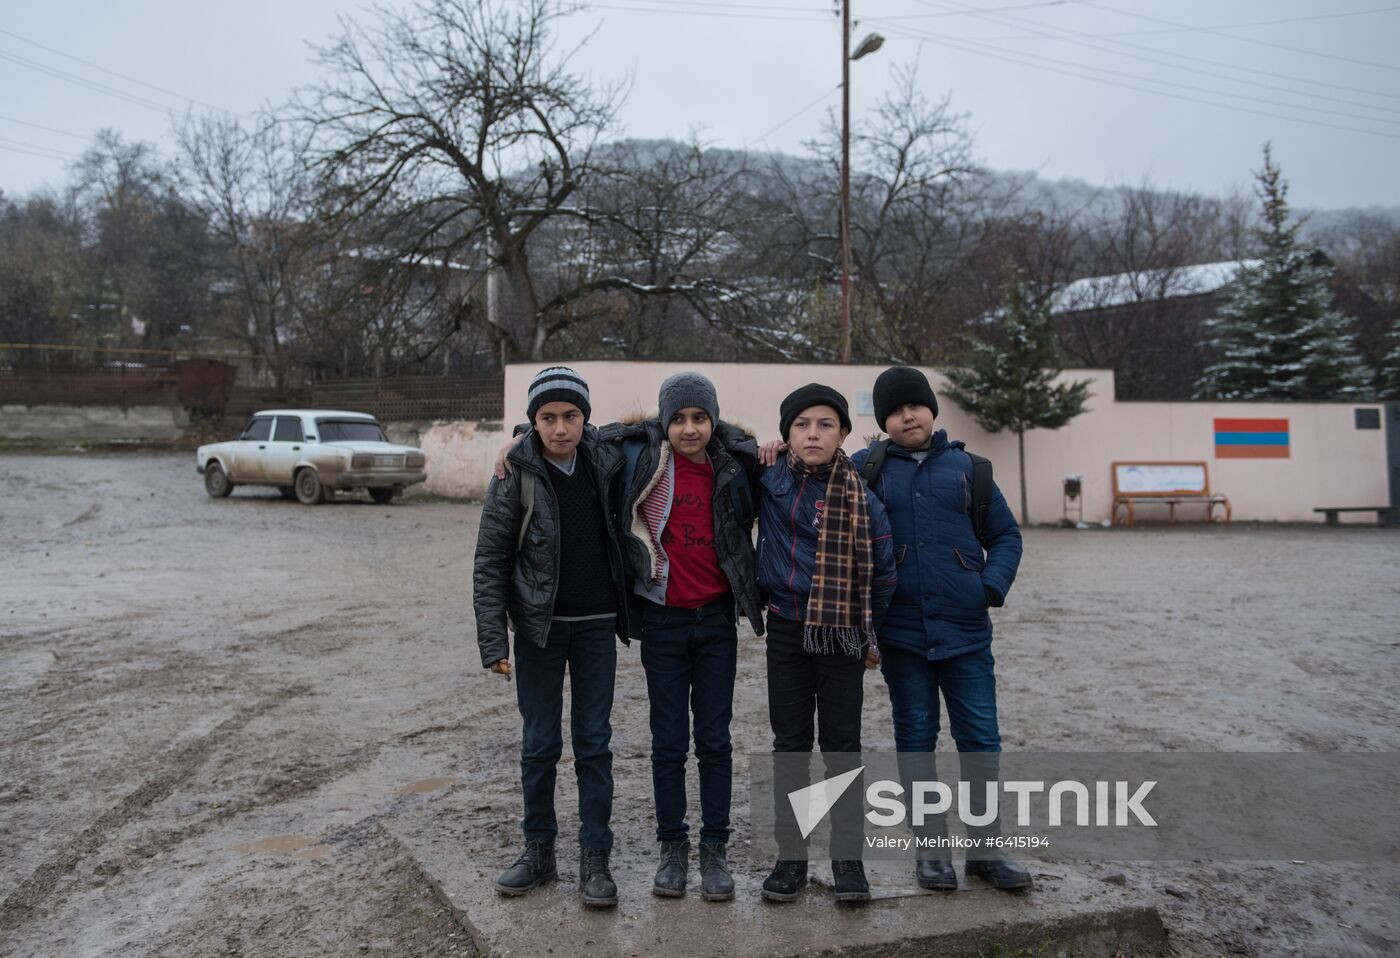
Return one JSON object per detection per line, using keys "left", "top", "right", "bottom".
{"left": 196, "top": 409, "right": 427, "bottom": 505}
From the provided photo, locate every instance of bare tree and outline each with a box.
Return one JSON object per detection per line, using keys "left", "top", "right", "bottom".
{"left": 175, "top": 114, "right": 317, "bottom": 387}
{"left": 299, "top": 0, "right": 732, "bottom": 363}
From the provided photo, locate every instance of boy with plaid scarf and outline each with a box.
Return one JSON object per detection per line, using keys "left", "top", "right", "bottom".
{"left": 754, "top": 383, "right": 897, "bottom": 903}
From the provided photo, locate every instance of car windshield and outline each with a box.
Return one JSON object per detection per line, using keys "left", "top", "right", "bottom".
{"left": 317, "top": 419, "right": 387, "bottom": 442}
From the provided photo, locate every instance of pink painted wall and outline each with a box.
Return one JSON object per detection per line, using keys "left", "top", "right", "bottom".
{"left": 504, "top": 362, "right": 1390, "bottom": 524}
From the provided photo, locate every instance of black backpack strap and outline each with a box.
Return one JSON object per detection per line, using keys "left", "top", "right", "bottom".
{"left": 967, "top": 452, "right": 993, "bottom": 547}
{"left": 727, "top": 467, "right": 754, "bottom": 528}
{"left": 859, "top": 439, "right": 892, "bottom": 489}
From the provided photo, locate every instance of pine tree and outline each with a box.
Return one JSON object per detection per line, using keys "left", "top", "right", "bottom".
{"left": 942, "top": 278, "right": 1092, "bottom": 525}
{"left": 1195, "top": 144, "right": 1371, "bottom": 400}
{"left": 1379, "top": 318, "right": 1400, "bottom": 400}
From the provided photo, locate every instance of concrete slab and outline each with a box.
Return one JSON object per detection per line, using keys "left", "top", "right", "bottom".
{"left": 387, "top": 777, "right": 1169, "bottom": 958}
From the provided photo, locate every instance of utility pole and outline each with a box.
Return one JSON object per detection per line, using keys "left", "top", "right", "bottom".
{"left": 839, "top": 6, "right": 883, "bottom": 364}
{"left": 840, "top": 0, "right": 852, "bottom": 364}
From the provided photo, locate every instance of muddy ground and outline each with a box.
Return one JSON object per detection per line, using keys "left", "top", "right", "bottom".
{"left": 1, "top": 453, "right": 1397, "bottom": 958}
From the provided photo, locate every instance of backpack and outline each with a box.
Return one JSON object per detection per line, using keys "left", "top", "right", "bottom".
{"left": 858, "top": 439, "right": 994, "bottom": 547}
{"left": 517, "top": 471, "right": 536, "bottom": 550}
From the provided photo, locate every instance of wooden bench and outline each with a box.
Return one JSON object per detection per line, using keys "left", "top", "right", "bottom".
{"left": 1314, "top": 506, "right": 1392, "bottom": 525}
{"left": 1112, "top": 461, "right": 1231, "bottom": 527}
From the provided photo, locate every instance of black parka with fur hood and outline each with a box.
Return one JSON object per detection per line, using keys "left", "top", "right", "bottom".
{"left": 597, "top": 418, "right": 765, "bottom": 638}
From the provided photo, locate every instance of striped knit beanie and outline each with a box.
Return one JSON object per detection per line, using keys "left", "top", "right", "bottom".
{"left": 527, "top": 366, "right": 591, "bottom": 423}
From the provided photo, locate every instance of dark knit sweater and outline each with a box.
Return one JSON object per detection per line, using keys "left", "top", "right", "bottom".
{"left": 546, "top": 456, "right": 617, "bottom": 617}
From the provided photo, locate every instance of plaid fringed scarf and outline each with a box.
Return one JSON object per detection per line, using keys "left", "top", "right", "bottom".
{"left": 787, "top": 447, "right": 877, "bottom": 658}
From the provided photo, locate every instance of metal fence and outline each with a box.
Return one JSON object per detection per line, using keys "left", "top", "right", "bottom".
{"left": 1, "top": 345, "right": 505, "bottom": 423}
{"left": 308, "top": 374, "right": 504, "bottom": 421}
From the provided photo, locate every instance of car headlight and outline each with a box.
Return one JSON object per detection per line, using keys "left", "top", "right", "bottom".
{"left": 351, "top": 453, "right": 374, "bottom": 469}
{"left": 405, "top": 452, "right": 426, "bottom": 469}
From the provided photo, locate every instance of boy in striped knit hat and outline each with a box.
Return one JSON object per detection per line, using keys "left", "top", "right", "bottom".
{"left": 473, "top": 366, "right": 632, "bottom": 908}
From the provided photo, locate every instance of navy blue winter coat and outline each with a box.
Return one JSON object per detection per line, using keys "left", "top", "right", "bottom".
{"left": 851, "top": 430, "right": 1022, "bottom": 661}
{"left": 755, "top": 461, "right": 898, "bottom": 625}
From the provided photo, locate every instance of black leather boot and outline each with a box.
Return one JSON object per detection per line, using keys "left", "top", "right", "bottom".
{"left": 652, "top": 840, "right": 690, "bottom": 898}
{"left": 916, "top": 856, "right": 958, "bottom": 890}
{"left": 495, "top": 838, "right": 556, "bottom": 896}
{"left": 965, "top": 854, "right": 1033, "bottom": 891}
{"left": 698, "top": 842, "right": 735, "bottom": 901}
{"left": 831, "top": 859, "right": 871, "bottom": 903}
{"left": 761, "top": 859, "right": 808, "bottom": 902}
{"left": 579, "top": 847, "right": 618, "bottom": 907}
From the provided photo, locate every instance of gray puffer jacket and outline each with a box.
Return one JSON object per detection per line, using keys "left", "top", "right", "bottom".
{"left": 472, "top": 427, "right": 630, "bottom": 668}
{"left": 598, "top": 418, "right": 765, "bottom": 638}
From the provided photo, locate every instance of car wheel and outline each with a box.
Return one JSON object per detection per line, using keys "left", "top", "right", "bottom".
{"left": 204, "top": 463, "right": 233, "bottom": 498}
{"left": 368, "top": 488, "right": 394, "bottom": 505}
{"left": 294, "top": 468, "right": 326, "bottom": 505}
{"left": 278, "top": 486, "right": 296, "bottom": 499}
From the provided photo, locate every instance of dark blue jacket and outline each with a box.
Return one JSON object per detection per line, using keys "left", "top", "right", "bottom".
{"left": 756, "top": 461, "right": 898, "bottom": 624}
{"left": 851, "top": 430, "right": 1022, "bottom": 661}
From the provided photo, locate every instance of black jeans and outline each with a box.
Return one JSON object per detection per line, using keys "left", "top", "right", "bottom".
{"left": 513, "top": 616, "right": 616, "bottom": 850}
{"left": 638, "top": 595, "right": 738, "bottom": 844}
{"left": 765, "top": 615, "right": 865, "bottom": 859}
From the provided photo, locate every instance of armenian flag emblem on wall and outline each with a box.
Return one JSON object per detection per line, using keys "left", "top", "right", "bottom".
{"left": 1214, "top": 418, "right": 1290, "bottom": 459}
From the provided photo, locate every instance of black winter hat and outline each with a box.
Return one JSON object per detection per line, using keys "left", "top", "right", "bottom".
{"left": 872, "top": 365, "right": 938, "bottom": 426}
{"left": 780, "top": 382, "right": 852, "bottom": 441}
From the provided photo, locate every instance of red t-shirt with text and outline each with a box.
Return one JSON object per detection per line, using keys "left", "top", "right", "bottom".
{"left": 662, "top": 455, "right": 731, "bottom": 608}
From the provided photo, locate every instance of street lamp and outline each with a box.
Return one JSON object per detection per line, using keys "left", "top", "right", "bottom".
{"left": 840, "top": 4, "right": 883, "bottom": 363}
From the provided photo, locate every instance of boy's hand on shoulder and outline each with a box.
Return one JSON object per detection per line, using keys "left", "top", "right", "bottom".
{"left": 758, "top": 440, "right": 787, "bottom": 467}
{"left": 493, "top": 433, "right": 526, "bottom": 479}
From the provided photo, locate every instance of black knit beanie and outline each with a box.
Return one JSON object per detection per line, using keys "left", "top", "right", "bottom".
{"left": 872, "top": 365, "right": 938, "bottom": 427}
{"left": 780, "top": 383, "right": 852, "bottom": 441}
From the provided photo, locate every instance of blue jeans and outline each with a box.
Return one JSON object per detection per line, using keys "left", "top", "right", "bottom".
{"left": 513, "top": 616, "right": 617, "bottom": 850}
{"left": 880, "top": 642, "right": 1001, "bottom": 845}
{"left": 637, "top": 596, "right": 737, "bottom": 844}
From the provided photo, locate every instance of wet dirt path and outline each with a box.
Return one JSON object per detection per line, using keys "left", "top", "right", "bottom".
{"left": 1, "top": 453, "right": 1397, "bottom": 956}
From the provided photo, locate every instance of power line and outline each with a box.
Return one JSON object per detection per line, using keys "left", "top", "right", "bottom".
{"left": 1083, "top": 1, "right": 1400, "bottom": 74}
{"left": 1092, "top": 4, "right": 1400, "bottom": 36}
{"left": 0, "top": 113, "right": 89, "bottom": 140}
{"left": 926, "top": 23, "right": 1400, "bottom": 104}
{"left": 0, "top": 135, "right": 79, "bottom": 161}
{"left": 877, "top": 3, "right": 1400, "bottom": 29}
{"left": 0, "top": 27, "right": 230, "bottom": 113}
{"left": 746, "top": 83, "right": 842, "bottom": 147}
{"left": 588, "top": 0, "right": 826, "bottom": 10}
{"left": 882, "top": 0, "right": 1400, "bottom": 120}
{"left": 0, "top": 48, "right": 176, "bottom": 114}
{"left": 876, "top": 21, "right": 1400, "bottom": 141}
{"left": 588, "top": 3, "right": 829, "bottom": 22}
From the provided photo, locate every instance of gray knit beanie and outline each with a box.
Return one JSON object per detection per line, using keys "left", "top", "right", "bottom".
{"left": 658, "top": 371, "right": 719, "bottom": 427}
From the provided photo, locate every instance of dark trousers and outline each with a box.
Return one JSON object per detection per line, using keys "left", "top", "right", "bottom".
{"left": 765, "top": 615, "right": 866, "bottom": 859}
{"left": 880, "top": 641, "right": 1001, "bottom": 854}
{"left": 513, "top": 616, "right": 617, "bottom": 850}
{"left": 638, "top": 595, "right": 737, "bottom": 844}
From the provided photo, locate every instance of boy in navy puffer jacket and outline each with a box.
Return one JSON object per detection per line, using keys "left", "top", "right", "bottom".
{"left": 851, "top": 366, "right": 1028, "bottom": 893}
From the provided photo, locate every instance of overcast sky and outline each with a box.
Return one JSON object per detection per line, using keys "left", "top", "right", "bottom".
{"left": 2, "top": 0, "right": 1397, "bottom": 210}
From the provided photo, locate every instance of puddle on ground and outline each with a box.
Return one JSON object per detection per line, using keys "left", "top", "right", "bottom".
{"left": 396, "top": 777, "right": 457, "bottom": 796}
{"left": 232, "top": 835, "right": 330, "bottom": 859}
